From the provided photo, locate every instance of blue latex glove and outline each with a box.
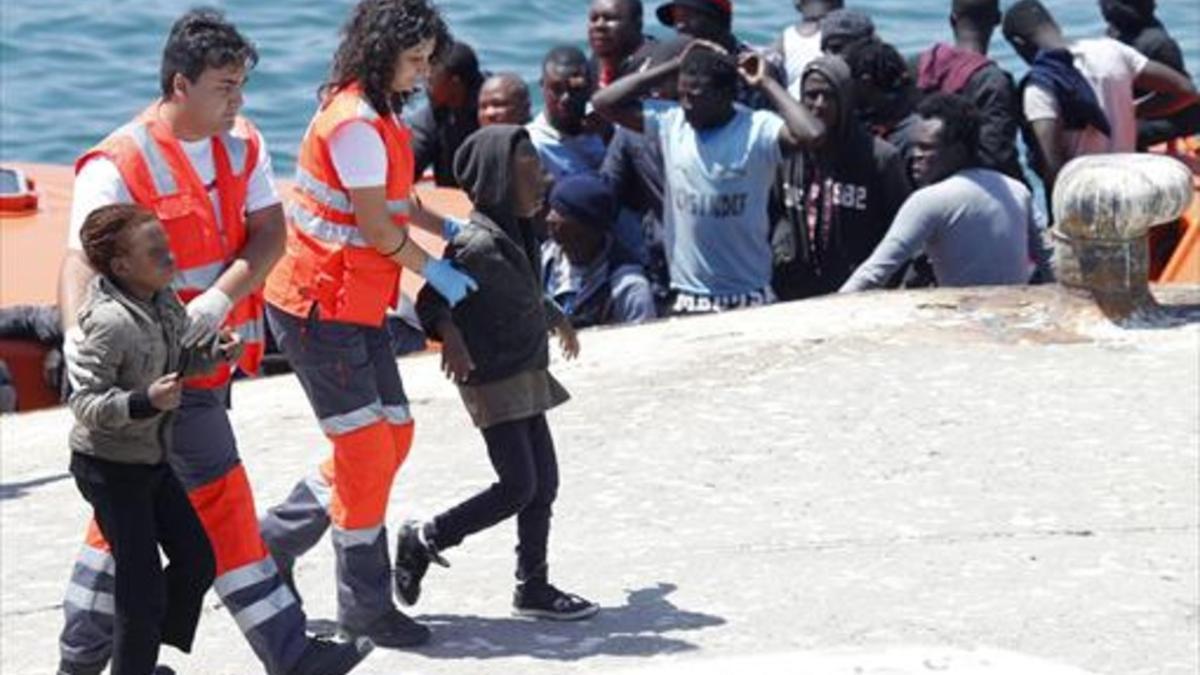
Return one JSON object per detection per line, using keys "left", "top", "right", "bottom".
{"left": 423, "top": 258, "right": 479, "bottom": 307}
{"left": 442, "top": 217, "right": 466, "bottom": 241}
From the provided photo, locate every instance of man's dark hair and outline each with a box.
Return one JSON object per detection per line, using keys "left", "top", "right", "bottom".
{"left": 1002, "top": 0, "right": 1057, "bottom": 41}
{"left": 680, "top": 44, "right": 737, "bottom": 94}
{"left": 543, "top": 45, "right": 590, "bottom": 75}
{"left": 952, "top": 0, "right": 1001, "bottom": 27}
{"left": 322, "top": 0, "right": 451, "bottom": 116}
{"left": 439, "top": 41, "right": 483, "bottom": 89}
{"left": 80, "top": 204, "right": 159, "bottom": 278}
{"left": 614, "top": 0, "right": 645, "bottom": 23}
{"left": 1099, "top": 0, "right": 1156, "bottom": 34}
{"left": 844, "top": 38, "right": 909, "bottom": 92}
{"left": 160, "top": 8, "right": 259, "bottom": 99}
{"left": 916, "top": 93, "right": 981, "bottom": 162}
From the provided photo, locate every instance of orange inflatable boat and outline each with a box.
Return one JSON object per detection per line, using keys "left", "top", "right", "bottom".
{"left": 0, "top": 162, "right": 470, "bottom": 412}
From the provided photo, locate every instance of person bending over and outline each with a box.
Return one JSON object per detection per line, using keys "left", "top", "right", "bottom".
{"left": 1002, "top": 0, "right": 1197, "bottom": 205}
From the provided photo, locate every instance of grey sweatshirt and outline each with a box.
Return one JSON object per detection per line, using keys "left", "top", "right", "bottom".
{"left": 840, "top": 168, "right": 1049, "bottom": 291}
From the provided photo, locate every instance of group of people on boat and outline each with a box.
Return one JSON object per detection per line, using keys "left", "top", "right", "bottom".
{"left": 34, "top": 0, "right": 1200, "bottom": 673}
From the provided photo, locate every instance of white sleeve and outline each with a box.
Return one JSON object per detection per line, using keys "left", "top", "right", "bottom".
{"left": 328, "top": 120, "right": 388, "bottom": 189}
{"left": 752, "top": 109, "right": 787, "bottom": 165}
{"left": 1116, "top": 40, "right": 1150, "bottom": 76}
{"left": 68, "top": 158, "right": 132, "bottom": 251}
{"left": 245, "top": 130, "right": 281, "bottom": 213}
{"left": 1023, "top": 83, "right": 1061, "bottom": 123}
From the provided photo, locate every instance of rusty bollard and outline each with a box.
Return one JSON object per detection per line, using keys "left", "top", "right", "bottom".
{"left": 1053, "top": 153, "right": 1194, "bottom": 323}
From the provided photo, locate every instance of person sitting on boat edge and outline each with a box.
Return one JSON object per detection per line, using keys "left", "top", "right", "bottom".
{"left": 542, "top": 172, "right": 656, "bottom": 328}
{"left": 840, "top": 93, "right": 1051, "bottom": 293}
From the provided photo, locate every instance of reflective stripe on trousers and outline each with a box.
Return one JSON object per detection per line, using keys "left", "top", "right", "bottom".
{"left": 261, "top": 304, "right": 415, "bottom": 628}
{"left": 59, "top": 396, "right": 308, "bottom": 675}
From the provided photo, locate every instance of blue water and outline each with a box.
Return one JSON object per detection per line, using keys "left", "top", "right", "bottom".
{"left": 2, "top": 0, "right": 1197, "bottom": 175}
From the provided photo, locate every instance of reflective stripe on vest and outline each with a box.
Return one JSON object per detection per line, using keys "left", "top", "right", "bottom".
{"left": 263, "top": 83, "right": 413, "bottom": 325}
{"left": 81, "top": 107, "right": 268, "bottom": 383}
{"left": 127, "top": 123, "right": 179, "bottom": 195}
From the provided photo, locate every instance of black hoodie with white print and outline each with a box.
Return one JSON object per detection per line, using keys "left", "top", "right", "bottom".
{"left": 770, "top": 55, "right": 913, "bottom": 301}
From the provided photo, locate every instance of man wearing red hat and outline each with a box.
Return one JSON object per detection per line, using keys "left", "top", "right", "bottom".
{"left": 654, "top": 0, "right": 784, "bottom": 110}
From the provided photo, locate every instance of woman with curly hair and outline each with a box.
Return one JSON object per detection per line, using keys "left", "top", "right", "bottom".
{"left": 261, "top": 0, "right": 476, "bottom": 649}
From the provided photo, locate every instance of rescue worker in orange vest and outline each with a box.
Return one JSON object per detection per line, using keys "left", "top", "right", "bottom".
{"left": 56, "top": 10, "right": 373, "bottom": 675}
{"left": 259, "top": 0, "right": 477, "bottom": 649}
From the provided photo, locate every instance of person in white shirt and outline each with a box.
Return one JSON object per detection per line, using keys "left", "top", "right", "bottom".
{"left": 1002, "top": 0, "right": 1197, "bottom": 202}
{"left": 772, "top": 0, "right": 843, "bottom": 98}
{"left": 58, "top": 10, "right": 373, "bottom": 675}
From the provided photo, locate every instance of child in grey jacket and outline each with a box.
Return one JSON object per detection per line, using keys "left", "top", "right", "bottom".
{"left": 67, "top": 203, "right": 236, "bottom": 675}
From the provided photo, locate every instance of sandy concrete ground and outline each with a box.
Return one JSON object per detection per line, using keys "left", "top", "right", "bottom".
{"left": 2, "top": 286, "right": 1197, "bottom": 675}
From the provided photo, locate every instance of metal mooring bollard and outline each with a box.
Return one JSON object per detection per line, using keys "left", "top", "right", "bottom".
{"left": 1053, "top": 153, "right": 1194, "bottom": 323}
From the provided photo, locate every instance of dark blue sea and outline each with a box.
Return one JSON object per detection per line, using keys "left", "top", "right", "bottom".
{"left": 1, "top": 0, "right": 1197, "bottom": 174}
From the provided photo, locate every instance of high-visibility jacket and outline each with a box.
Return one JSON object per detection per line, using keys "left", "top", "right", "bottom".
{"left": 77, "top": 105, "right": 266, "bottom": 389}
{"left": 264, "top": 82, "right": 415, "bottom": 327}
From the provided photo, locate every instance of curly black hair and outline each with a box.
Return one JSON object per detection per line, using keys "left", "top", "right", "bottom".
{"left": 80, "top": 204, "right": 159, "bottom": 278}
{"left": 322, "top": 0, "right": 451, "bottom": 116}
{"left": 916, "top": 93, "right": 982, "bottom": 164}
{"left": 160, "top": 8, "right": 258, "bottom": 99}
{"left": 843, "top": 38, "right": 910, "bottom": 93}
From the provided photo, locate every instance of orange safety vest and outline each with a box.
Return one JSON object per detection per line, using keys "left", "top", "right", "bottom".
{"left": 264, "top": 82, "right": 414, "bottom": 326}
{"left": 77, "top": 105, "right": 266, "bottom": 389}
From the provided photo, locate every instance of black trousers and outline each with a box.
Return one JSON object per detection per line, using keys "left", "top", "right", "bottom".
{"left": 431, "top": 414, "right": 559, "bottom": 583}
{"left": 70, "top": 453, "right": 215, "bottom": 675}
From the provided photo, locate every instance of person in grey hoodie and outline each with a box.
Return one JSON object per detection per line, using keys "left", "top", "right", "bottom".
{"left": 68, "top": 204, "right": 240, "bottom": 675}
{"left": 397, "top": 125, "right": 600, "bottom": 622}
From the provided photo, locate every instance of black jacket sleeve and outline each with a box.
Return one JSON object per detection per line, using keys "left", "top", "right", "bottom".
{"left": 970, "top": 68, "right": 1024, "bottom": 182}
{"left": 408, "top": 104, "right": 439, "bottom": 183}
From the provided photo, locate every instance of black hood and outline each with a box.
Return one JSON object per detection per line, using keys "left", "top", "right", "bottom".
{"left": 801, "top": 54, "right": 856, "bottom": 141}
{"left": 454, "top": 124, "right": 531, "bottom": 239}
{"left": 453, "top": 124, "right": 541, "bottom": 268}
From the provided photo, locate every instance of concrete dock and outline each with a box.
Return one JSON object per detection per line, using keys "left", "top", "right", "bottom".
{"left": 2, "top": 286, "right": 1197, "bottom": 674}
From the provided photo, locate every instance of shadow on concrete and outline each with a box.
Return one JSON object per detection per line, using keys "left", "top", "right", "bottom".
{"left": 408, "top": 582, "right": 725, "bottom": 662}
{"left": 309, "top": 583, "right": 724, "bottom": 661}
{"left": 0, "top": 472, "right": 70, "bottom": 500}
{"left": 305, "top": 583, "right": 723, "bottom": 661}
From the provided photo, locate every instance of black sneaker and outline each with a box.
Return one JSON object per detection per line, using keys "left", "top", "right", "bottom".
{"left": 339, "top": 609, "right": 431, "bottom": 649}
{"left": 56, "top": 661, "right": 104, "bottom": 675}
{"left": 153, "top": 668, "right": 176, "bottom": 675}
{"left": 393, "top": 520, "right": 449, "bottom": 607}
{"left": 513, "top": 581, "right": 600, "bottom": 621}
{"left": 287, "top": 635, "right": 373, "bottom": 675}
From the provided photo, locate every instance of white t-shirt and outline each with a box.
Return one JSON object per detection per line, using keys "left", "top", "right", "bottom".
{"left": 68, "top": 129, "right": 279, "bottom": 250}
{"left": 781, "top": 25, "right": 823, "bottom": 98}
{"left": 1023, "top": 37, "right": 1149, "bottom": 160}
{"left": 643, "top": 100, "right": 785, "bottom": 296}
{"left": 328, "top": 120, "right": 389, "bottom": 189}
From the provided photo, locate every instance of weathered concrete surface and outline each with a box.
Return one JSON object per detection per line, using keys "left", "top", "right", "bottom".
{"left": 2, "top": 285, "right": 1198, "bottom": 675}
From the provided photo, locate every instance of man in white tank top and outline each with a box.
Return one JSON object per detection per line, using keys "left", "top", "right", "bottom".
{"left": 772, "top": 0, "right": 843, "bottom": 97}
